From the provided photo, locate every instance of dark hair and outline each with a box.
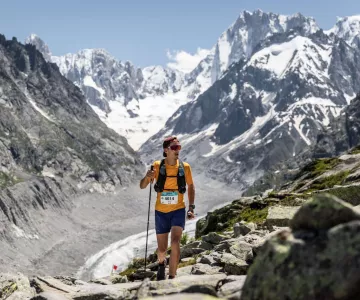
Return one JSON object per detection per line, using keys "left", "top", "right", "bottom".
{"left": 162, "top": 136, "right": 178, "bottom": 157}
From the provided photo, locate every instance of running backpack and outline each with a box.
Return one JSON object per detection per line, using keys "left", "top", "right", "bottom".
{"left": 154, "top": 159, "right": 186, "bottom": 194}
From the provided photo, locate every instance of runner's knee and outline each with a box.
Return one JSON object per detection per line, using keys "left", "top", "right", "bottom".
{"left": 157, "top": 244, "right": 167, "bottom": 253}
{"left": 171, "top": 235, "right": 181, "bottom": 245}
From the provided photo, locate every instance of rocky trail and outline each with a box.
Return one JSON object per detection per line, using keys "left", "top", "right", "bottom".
{"left": 2, "top": 148, "right": 360, "bottom": 299}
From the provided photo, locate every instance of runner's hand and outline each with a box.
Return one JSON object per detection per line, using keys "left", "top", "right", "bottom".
{"left": 187, "top": 210, "right": 195, "bottom": 220}
{"left": 145, "top": 169, "right": 155, "bottom": 180}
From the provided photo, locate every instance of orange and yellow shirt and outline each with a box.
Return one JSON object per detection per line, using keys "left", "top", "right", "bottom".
{"left": 152, "top": 160, "right": 193, "bottom": 213}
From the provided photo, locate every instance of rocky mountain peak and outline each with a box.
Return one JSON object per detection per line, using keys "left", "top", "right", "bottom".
{"left": 328, "top": 15, "right": 360, "bottom": 47}
{"left": 24, "top": 33, "right": 52, "bottom": 62}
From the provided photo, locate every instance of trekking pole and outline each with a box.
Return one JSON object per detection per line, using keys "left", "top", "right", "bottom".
{"left": 144, "top": 165, "right": 154, "bottom": 271}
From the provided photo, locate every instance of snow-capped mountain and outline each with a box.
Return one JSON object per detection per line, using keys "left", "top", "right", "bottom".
{"left": 51, "top": 49, "right": 144, "bottom": 113}
{"left": 25, "top": 34, "right": 52, "bottom": 61}
{"left": 186, "top": 10, "right": 319, "bottom": 89}
{"left": 140, "top": 28, "right": 360, "bottom": 192}
{"left": 327, "top": 15, "right": 360, "bottom": 48}
{"left": 26, "top": 10, "right": 318, "bottom": 150}
{"left": 25, "top": 34, "right": 192, "bottom": 150}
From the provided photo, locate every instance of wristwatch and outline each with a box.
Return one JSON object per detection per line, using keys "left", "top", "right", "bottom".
{"left": 189, "top": 204, "right": 195, "bottom": 210}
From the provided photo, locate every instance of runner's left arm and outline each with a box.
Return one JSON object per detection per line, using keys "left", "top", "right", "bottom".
{"left": 185, "top": 164, "right": 195, "bottom": 210}
{"left": 188, "top": 184, "right": 195, "bottom": 208}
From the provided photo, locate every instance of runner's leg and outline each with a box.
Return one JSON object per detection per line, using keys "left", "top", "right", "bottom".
{"left": 169, "top": 225, "right": 182, "bottom": 277}
{"left": 156, "top": 233, "right": 169, "bottom": 263}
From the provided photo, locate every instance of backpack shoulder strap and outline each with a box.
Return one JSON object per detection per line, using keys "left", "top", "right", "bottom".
{"left": 154, "top": 159, "right": 166, "bottom": 193}
{"left": 177, "top": 160, "right": 186, "bottom": 194}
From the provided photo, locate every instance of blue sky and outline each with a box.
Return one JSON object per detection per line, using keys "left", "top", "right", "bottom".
{"left": 1, "top": 0, "right": 359, "bottom": 68}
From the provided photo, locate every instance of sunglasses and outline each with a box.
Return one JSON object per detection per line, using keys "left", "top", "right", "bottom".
{"left": 168, "top": 144, "right": 181, "bottom": 151}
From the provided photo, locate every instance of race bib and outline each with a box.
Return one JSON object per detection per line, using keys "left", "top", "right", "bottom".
{"left": 160, "top": 191, "right": 178, "bottom": 205}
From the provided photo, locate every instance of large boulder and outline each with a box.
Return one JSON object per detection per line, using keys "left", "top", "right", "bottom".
{"left": 0, "top": 273, "right": 34, "bottom": 300}
{"left": 242, "top": 194, "right": 360, "bottom": 300}
{"left": 202, "top": 232, "right": 228, "bottom": 245}
{"left": 220, "top": 254, "right": 249, "bottom": 275}
{"left": 233, "top": 222, "right": 257, "bottom": 237}
{"left": 148, "top": 274, "right": 226, "bottom": 296}
{"left": 265, "top": 205, "right": 300, "bottom": 227}
{"left": 190, "top": 264, "right": 222, "bottom": 275}
{"left": 229, "top": 241, "right": 253, "bottom": 261}
{"left": 290, "top": 193, "right": 360, "bottom": 231}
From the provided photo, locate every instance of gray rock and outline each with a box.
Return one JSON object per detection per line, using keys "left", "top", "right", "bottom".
{"left": 221, "top": 253, "right": 249, "bottom": 275}
{"left": 234, "top": 222, "right": 257, "bottom": 237}
{"left": 180, "top": 248, "right": 204, "bottom": 259}
{"left": 265, "top": 206, "right": 300, "bottom": 227}
{"left": 182, "top": 241, "right": 201, "bottom": 249}
{"left": 129, "top": 270, "right": 155, "bottom": 281}
{"left": 233, "top": 223, "right": 242, "bottom": 237}
{"left": 71, "top": 282, "right": 141, "bottom": 300}
{"left": 89, "top": 278, "right": 112, "bottom": 285}
{"left": 314, "top": 93, "right": 360, "bottom": 158}
{"left": 176, "top": 266, "right": 193, "bottom": 277}
{"left": 229, "top": 241, "right": 253, "bottom": 261}
{"left": 214, "top": 242, "right": 231, "bottom": 253}
{"left": 30, "top": 292, "right": 69, "bottom": 300}
{"left": 146, "top": 262, "right": 159, "bottom": 271}
{"left": 197, "top": 252, "right": 223, "bottom": 266}
{"left": 53, "top": 276, "right": 76, "bottom": 286}
{"left": 149, "top": 274, "right": 226, "bottom": 295}
{"left": 0, "top": 273, "right": 34, "bottom": 300}
{"left": 74, "top": 280, "right": 88, "bottom": 286}
{"left": 181, "top": 285, "right": 217, "bottom": 297}
{"left": 239, "top": 233, "right": 265, "bottom": 246}
{"left": 110, "top": 275, "right": 128, "bottom": 284}
{"left": 202, "top": 232, "right": 227, "bottom": 245}
{"left": 135, "top": 278, "right": 151, "bottom": 299}
{"left": 142, "top": 293, "right": 219, "bottom": 299}
{"left": 181, "top": 257, "right": 195, "bottom": 263}
{"left": 355, "top": 205, "right": 360, "bottom": 213}
{"left": 198, "top": 255, "right": 216, "bottom": 265}
{"left": 242, "top": 218, "right": 360, "bottom": 300}
{"left": 32, "top": 276, "right": 79, "bottom": 294}
{"left": 213, "top": 238, "right": 238, "bottom": 253}
{"left": 198, "top": 241, "right": 214, "bottom": 250}
{"left": 222, "top": 275, "right": 247, "bottom": 284}
{"left": 290, "top": 193, "right": 360, "bottom": 231}
{"left": 217, "top": 276, "right": 246, "bottom": 299}
{"left": 190, "top": 264, "right": 222, "bottom": 275}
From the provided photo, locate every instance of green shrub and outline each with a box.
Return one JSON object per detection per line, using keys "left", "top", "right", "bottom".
{"left": 180, "top": 232, "right": 189, "bottom": 246}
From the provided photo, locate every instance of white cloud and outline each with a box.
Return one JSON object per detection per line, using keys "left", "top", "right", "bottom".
{"left": 166, "top": 48, "right": 210, "bottom": 73}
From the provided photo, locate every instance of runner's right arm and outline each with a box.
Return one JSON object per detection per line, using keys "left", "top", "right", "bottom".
{"left": 139, "top": 166, "right": 155, "bottom": 189}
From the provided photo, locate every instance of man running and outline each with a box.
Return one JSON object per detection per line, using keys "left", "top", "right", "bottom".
{"left": 140, "top": 136, "right": 195, "bottom": 280}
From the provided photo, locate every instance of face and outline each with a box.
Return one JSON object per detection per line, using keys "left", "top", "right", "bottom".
{"left": 165, "top": 139, "right": 181, "bottom": 159}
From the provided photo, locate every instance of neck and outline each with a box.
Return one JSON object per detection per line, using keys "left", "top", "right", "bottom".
{"left": 165, "top": 157, "right": 177, "bottom": 166}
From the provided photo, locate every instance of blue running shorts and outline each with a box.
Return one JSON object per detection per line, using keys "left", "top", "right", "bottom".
{"left": 155, "top": 208, "right": 186, "bottom": 234}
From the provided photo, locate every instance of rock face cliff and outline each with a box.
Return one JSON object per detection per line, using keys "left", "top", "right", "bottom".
{"left": 0, "top": 35, "right": 143, "bottom": 187}
{"left": 314, "top": 93, "right": 360, "bottom": 157}
{"left": 0, "top": 34, "right": 144, "bottom": 273}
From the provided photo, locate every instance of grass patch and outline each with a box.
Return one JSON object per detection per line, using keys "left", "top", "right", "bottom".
{"left": 323, "top": 185, "right": 360, "bottom": 206}
{"left": 181, "top": 232, "right": 189, "bottom": 246}
{"left": 307, "top": 171, "right": 350, "bottom": 191}
{"left": 224, "top": 205, "right": 269, "bottom": 232}
{"left": 0, "top": 172, "right": 23, "bottom": 189}
{"left": 119, "top": 268, "right": 137, "bottom": 277}
{"left": 128, "top": 257, "right": 145, "bottom": 269}
{"left": 240, "top": 206, "right": 268, "bottom": 224}
{"left": 296, "top": 158, "right": 341, "bottom": 180}
{"left": 266, "top": 193, "right": 310, "bottom": 206}
{"left": 178, "top": 258, "right": 196, "bottom": 269}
